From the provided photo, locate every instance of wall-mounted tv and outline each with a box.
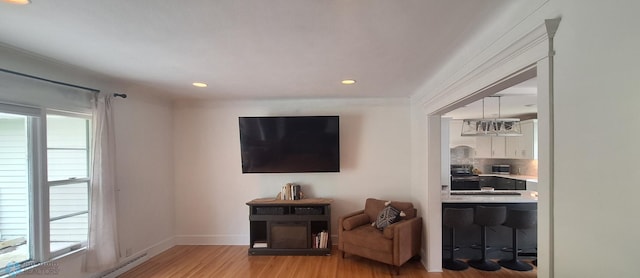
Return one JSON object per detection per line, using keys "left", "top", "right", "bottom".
{"left": 239, "top": 116, "right": 340, "bottom": 173}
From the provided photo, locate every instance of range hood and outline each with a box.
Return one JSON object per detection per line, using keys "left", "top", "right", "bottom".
{"left": 460, "top": 96, "right": 522, "bottom": 137}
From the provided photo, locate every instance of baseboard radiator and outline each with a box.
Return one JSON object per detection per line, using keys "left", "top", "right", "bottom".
{"left": 96, "top": 253, "right": 147, "bottom": 278}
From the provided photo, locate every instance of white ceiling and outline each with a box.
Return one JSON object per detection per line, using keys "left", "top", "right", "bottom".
{"left": 0, "top": 0, "right": 516, "bottom": 100}
{"left": 443, "top": 77, "right": 538, "bottom": 119}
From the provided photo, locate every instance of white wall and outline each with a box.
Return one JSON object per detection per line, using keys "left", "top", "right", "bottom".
{"left": 113, "top": 94, "right": 175, "bottom": 260}
{"left": 412, "top": 0, "right": 640, "bottom": 276}
{"left": 551, "top": 0, "right": 639, "bottom": 276}
{"left": 0, "top": 45, "right": 176, "bottom": 278}
{"left": 173, "top": 98, "right": 412, "bottom": 244}
{"left": 409, "top": 101, "right": 428, "bottom": 263}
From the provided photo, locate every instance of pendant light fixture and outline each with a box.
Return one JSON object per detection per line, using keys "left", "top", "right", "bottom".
{"left": 461, "top": 96, "right": 522, "bottom": 137}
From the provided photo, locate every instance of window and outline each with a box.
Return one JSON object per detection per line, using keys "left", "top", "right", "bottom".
{"left": 0, "top": 111, "right": 34, "bottom": 268}
{"left": 0, "top": 104, "right": 90, "bottom": 274}
{"left": 47, "top": 114, "right": 90, "bottom": 257}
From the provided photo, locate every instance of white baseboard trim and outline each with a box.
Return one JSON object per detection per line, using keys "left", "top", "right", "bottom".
{"left": 175, "top": 234, "right": 248, "bottom": 245}
{"left": 175, "top": 234, "right": 340, "bottom": 246}
{"left": 419, "top": 247, "right": 439, "bottom": 272}
{"left": 142, "top": 236, "right": 176, "bottom": 258}
{"left": 94, "top": 236, "right": 176, "bottom": 278}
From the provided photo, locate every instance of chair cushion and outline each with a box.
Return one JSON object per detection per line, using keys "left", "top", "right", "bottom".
{"left": 364, "top": 198, "right": 416, "bottom": 223}
{"left": 343, "top": 214, "right": 370, "bottom": 231}
{"left": 342, "top": 225, "right": 393, "bottom": 253}
{"left": 375, "top": 206, "right": 400, "bottom": 230}
{"left": 389, "top": 201, "right": 416, "bottom": 219}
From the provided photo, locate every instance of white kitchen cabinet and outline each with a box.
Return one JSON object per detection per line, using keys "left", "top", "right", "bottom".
{"left": 506, "top": 135, "right": 519, "bottom": 158}
{"left": 474, "top": 136, "right": 506, "bottom": 158}
{"left": 505, "top": 119, "right": 538, "bottom": 159}
{"left": 473, "top": 119, "right": 537, "bottom": 159}
{"left": 492, "top": 136, "right": 506, "bottom": 158}
{"left": 520, "top": 120, "right": 538, "bottom": 159}
{"left": 475, "top": 136, "right": 492, "bottom": 157}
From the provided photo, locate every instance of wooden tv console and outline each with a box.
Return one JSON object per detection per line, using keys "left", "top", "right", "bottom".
{"left": 246, "top": 198, "right": 332, "bottom": 256}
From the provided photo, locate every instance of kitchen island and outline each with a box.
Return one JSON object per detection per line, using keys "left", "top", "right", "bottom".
{"left": 442, "top": 190, "right": 537, "bottom": 261}
{"left": 443, "top": 190, "right": 538, "bottom": 203}
{"left": 478, "top": 174, "right": 538, "bottom": 182}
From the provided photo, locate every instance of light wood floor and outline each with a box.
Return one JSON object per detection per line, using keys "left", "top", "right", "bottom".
{"left": 119, "top": 246, "right": 536, "bottom": 278}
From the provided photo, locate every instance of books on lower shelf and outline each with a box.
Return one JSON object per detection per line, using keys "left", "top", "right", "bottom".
{"left": 252, "top": 241, "right": 268, "bottom": 248}
{"left": 313, "top": 231, "right": 329, "bottom": 249}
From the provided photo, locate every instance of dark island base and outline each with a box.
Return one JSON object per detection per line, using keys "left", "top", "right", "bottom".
{"left": 443, "top": 258, "right": 469, "bottom": 271}
{"left": 442, "top": 203, "right": 537, "bottom": 261}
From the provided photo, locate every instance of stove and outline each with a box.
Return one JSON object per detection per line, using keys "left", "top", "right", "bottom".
{"left": 450, "top": 164, "right": 473, "bottom": 176}
{"left": 450, "top": 164, "right": 480, "bottom": 190}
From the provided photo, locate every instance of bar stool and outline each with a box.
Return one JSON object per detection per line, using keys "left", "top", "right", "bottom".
{"left": 442, "top": 208, "right": 474, "bottom": 270}
{"left": 499, "top": 209, "right": 537, "bottom": 271}
{"left": 468, "top": 206, "right": 506, "bottom": 271}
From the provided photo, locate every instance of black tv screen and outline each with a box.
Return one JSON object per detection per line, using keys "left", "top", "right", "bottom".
{"left": 239, "top": 116, "right": 340, "bottom": 173}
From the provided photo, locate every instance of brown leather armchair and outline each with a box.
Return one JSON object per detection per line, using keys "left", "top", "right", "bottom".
{"left": 338, "top": 198, "right": 422, "bottom": 274}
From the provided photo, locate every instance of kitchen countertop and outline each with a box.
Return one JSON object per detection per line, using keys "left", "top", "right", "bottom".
{"left": 478, "top": 174, "right": 538, "bottom": 182}
{"left": 441, "top": 190, "right": 538, "bottom": 203}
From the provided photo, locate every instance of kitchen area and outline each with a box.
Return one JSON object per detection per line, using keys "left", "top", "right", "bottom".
{"left": 440, "top": 77, "right": 539, "bottom": 271}
{"left": 448, "top": 117, "right": 538, "bottom": 192}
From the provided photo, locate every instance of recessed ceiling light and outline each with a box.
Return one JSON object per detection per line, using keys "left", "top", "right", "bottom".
{"left": 341, "top": 79, "right": 356, "bottom": 85}
{"left": 192, "top": 82, "right": 207, "bottom": 88}
{"left": 3, "top": 0, "right": 31, "bottom": 4}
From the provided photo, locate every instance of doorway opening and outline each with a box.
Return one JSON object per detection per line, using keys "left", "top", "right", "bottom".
{"left": 439, "top": 67, "right": 539, "bottom": 270}
{"left": 424, "top": 63, "right": 551, "bottom": 276}
{"left": 443, "top": 67, "right": 538, "bottom": 188}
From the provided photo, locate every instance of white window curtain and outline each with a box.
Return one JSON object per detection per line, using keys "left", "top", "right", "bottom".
{"left": 84, "top": 92, "right": 119, "bottom": 272}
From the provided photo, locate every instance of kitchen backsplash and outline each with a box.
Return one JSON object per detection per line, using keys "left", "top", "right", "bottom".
{"left": 450, "top": 146, "right": 538, "bottom": 176}
{"left": 450, "top": 145, "right": 474, "bottom": 165}
{"left": 474, "top": 158, "right": 538, "bottom": 176}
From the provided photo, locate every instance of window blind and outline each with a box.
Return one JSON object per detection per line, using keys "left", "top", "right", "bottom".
{"left": 0, "top": 69, "right": 95, "bottom": 113}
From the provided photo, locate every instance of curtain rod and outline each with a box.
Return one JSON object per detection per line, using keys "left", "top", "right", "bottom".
{"left": 1, "top": 67, "right": 100, "bottom": 93}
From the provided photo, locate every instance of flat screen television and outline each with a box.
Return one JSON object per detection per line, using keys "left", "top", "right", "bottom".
{"left": 239, "top": 116, "right": 340, "bottom": 173}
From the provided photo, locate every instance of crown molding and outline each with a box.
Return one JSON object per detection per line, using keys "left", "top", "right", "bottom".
{"left": 412, "top": 1, "right": 557, "bottom": 116}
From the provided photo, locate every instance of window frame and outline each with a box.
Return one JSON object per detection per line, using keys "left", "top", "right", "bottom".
{"left": 45, "top": 110, "right": 91, "bottom": 258}
{"left": 0, "top": 103, "right": 92, "bottom": 273}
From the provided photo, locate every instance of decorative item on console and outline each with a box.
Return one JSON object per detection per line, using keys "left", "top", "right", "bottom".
{"left": 277, "top": 183, "right": 304, "bottom": 200}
